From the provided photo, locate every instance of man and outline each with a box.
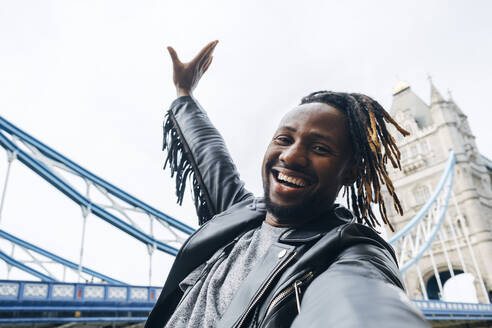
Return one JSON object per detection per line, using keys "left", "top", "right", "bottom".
{"left": 145, "top": 41, "right": 429, "bottom": 327}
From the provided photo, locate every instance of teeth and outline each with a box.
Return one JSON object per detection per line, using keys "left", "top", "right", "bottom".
{"left": 277, "top": 172, "right": 307, "bottom": 187}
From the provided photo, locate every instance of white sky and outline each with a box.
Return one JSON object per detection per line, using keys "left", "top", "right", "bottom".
{"left": 0, "top": 0, "right": 491, "bottom": 286}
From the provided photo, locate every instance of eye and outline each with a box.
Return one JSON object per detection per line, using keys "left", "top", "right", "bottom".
{"left": 273, "top": 135, "right": 293, "bottom": 145}
{"left": 312, "top": 144, "right": 332, "bottom": 155}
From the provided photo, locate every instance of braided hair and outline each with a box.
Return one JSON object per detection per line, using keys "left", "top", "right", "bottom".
{"left": 300, "top": 91, "right": 409, "bottom": 231}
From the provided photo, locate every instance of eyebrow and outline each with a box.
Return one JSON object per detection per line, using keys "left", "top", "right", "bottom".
{"left": 280, "top": 126, "right": 334, "bottom": 143}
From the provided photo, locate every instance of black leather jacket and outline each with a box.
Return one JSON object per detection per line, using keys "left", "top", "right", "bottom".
{"left": 145, "top": 97, "right": 429, "bottom": 328}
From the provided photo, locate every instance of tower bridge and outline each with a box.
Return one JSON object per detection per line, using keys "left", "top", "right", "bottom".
{"left": 384, "top": 79, "right": 492, "bottom": 307}
{"left": 1, "top": 81, "right": 491, "bottom": 326}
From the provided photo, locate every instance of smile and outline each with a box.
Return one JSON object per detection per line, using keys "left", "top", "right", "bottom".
{"left": 272, "top": 169, "right": 313, "bottom": 189}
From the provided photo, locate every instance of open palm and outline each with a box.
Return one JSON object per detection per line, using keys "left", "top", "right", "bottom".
{"left": 167, "top": 40, "right": 218, "bottom": 97}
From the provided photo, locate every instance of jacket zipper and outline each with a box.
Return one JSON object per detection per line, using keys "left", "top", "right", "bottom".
{"left": 234, "top": 251, "right": 297, "bottom": 328}
{"left": 265, "top": 271, "right": 314, "bottom": 316}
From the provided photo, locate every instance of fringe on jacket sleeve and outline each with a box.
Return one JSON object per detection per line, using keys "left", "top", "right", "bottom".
{"left": 162, "top": 110, "right": 213, "bottom": 226}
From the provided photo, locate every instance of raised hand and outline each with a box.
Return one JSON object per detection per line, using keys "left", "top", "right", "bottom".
{"left": 167, "top": 40, "right": 218, "bottom": 97}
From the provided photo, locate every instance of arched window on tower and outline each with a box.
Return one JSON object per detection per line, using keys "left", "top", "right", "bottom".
{"left": 413, "top": 185, "right": 430, "bottom": 206}
{"left": 426, "top": 270, "right": 465, "bottom": 300}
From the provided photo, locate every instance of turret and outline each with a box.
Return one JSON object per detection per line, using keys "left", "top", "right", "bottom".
{"left": 429, "top": 77, "right": 457, "bottom": 126}
{"left": 430, "top": 77, "right": 446, "bottom": 106}
{"left": 391, "top": 81, "right": 433, "bottom": 129}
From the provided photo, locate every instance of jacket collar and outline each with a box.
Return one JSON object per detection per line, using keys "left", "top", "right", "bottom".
{"left": 178, "top": 199, "right": 355, "bottom": 267}
{"left": 279, "top": 203, "right": 356, "bottom": 244}
{"left": 161, "top": 199, "right": 355, "bottom": 300}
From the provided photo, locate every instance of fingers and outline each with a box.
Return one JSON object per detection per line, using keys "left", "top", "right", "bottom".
{"left": 167, "top": 46, "right": 181, "bottom": 65}
{"left": 196, "top": 43, "right": 218, "bottom": 72}
{"left": 202, "top": 56, "right": 213, "bottom": 73}
{"left": 199, "top": 40, "right": 219, "bottom": 58}
{"left": 193, "top": 40, "right": 218, "bottom": 65}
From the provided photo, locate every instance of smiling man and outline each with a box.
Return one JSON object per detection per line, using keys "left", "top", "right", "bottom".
{"left": 263, "top": 103, "right": 356, "bottom": 228}
{"left": 145, "top": 41, "right": 429, "bottom": 328}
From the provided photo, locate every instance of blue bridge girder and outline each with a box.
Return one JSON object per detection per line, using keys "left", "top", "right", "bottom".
{"left": 0, "top": 116, "right": 194, "bottom": 265}
{"left": 0, "top": 116, "right": 194, "bottom": 236}
{"left": 0, "top": 229, "right": 126, "bottom": 285}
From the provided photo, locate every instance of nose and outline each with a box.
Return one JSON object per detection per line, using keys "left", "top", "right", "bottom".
{"left": 279, "top": 142, "right": 308, "bottom": 168}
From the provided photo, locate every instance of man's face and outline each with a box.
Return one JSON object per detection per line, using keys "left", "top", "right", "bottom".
{"left": 262, "top": 102, "right": 355, "bottom": 224}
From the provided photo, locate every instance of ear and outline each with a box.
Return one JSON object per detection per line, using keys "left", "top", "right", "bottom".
{"left": 341, "top": 162, "right": 360, "bottom": 186}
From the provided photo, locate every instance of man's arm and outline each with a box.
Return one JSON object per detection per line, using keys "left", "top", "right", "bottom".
{"left": 291, "top": 243, "right": 430, "bottom": 328}
{"left": 164, "top": 41, "right": 253, "bottom": 225}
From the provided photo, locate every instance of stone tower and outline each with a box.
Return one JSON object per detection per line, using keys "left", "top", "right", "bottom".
{"left": 383, "top": 79, "right": 492, "bottom": 302}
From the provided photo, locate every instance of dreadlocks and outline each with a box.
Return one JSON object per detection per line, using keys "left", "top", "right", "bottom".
{"left": 300, "top": 91, "right": 409, "bottom": 231}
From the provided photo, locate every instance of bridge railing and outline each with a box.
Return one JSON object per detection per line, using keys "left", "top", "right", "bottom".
{"left": 1, "top": 279, "right": 491, "bottom": 324}
{"left": 0, "top": 279, "right": 160, "bottom": 304}
{"left": 414, "top": 300, "right": 492, "bottom": 321}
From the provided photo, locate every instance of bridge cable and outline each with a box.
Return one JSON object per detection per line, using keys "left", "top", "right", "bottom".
{"left": 0, "top": 149, "right": 16, "bottom": 226}
{"left": 452, "top": 191, "right": 490, "bottom": 303}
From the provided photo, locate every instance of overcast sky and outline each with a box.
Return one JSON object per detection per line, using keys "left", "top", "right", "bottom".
{"left": 0, "top": 1, "right": 491, "bottom": 286}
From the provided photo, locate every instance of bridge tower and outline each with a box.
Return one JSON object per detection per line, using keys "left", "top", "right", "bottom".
{"left": 384, "top": 79, "right": 492, "bottom": 303}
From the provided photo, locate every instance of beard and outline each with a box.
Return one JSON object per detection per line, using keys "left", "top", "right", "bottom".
{"left": 263, "top": 177, "right": 327, "bottom": 223}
